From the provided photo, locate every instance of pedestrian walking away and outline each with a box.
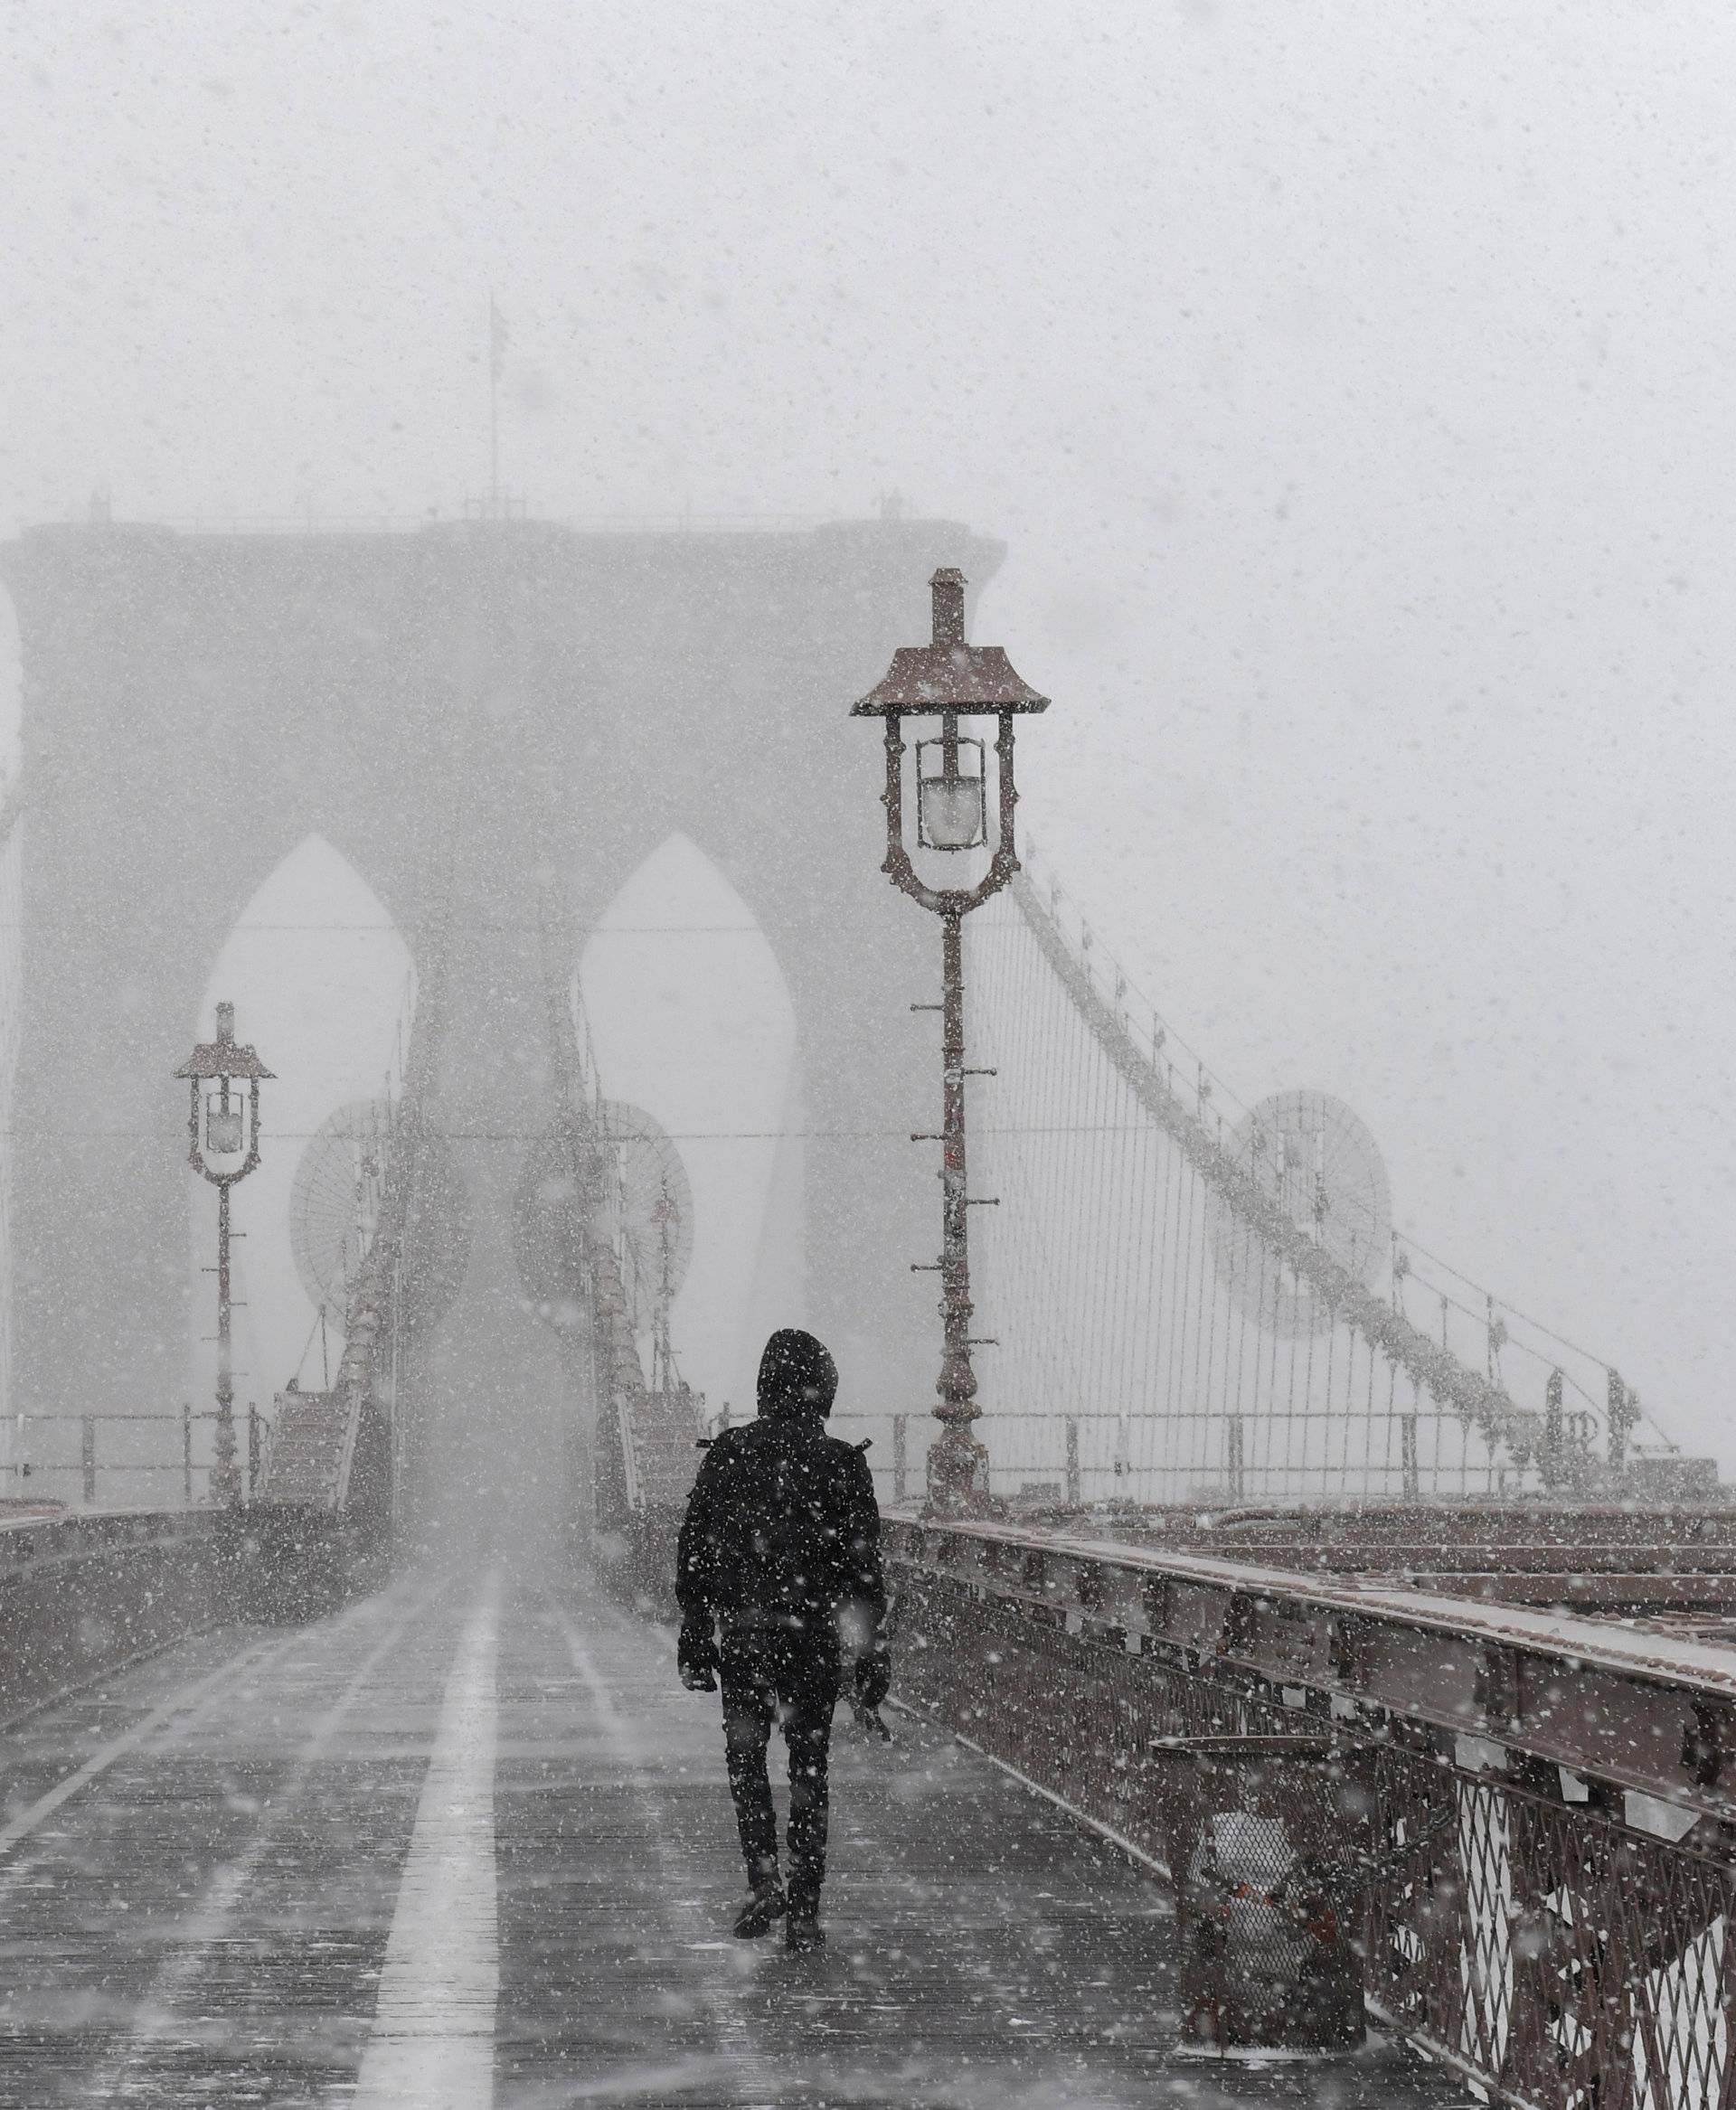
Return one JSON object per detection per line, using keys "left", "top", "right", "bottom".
{"left": 675, "top": 1327, "right": 891, "bottom": 1953}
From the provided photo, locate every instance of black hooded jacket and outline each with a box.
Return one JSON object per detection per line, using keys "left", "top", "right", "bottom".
{"left": 675, "top": 1330, "right": 885, "bottom": 1637}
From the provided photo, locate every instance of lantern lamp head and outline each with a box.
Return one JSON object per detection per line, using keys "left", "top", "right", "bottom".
{"left": 175, "top": 1002, "right": 274, "bottom": 1185}
{"left": 853, "top": 569, "right": 1050, "bottom": 913}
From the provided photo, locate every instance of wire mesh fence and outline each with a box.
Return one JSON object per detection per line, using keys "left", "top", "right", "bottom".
{"left": 1370, "top": 1746, "right": 1735, "bottom": 2108}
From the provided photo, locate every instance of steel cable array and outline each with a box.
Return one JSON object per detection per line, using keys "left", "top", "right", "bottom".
{"left": 854, "top": 844, "right": 1684, "bottom": 1508}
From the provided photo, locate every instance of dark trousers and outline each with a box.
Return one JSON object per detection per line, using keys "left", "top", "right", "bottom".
{"left": 720, "top": 1624, "right": 840, "bottom": 1916}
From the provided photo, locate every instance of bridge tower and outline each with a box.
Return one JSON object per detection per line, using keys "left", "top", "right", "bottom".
{"left": 0, "top": 515, "right": 1002, "bottom": 1532}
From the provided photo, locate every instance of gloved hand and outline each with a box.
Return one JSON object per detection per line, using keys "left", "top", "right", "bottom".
{"left": 678, "top": 1618, "right": 719, "bottom": 1692}
{"left": 854, "top": 1646, "right": 892, "bottom": 1713}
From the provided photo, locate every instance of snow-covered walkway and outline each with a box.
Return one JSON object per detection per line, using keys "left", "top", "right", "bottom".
{"left": 0, "top": 1572, "right": 1469, "bottom": 2106}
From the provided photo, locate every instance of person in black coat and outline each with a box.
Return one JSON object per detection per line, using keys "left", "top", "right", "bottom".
{"left": 675, "top": 1328, "right": 889, "bottom": 1952}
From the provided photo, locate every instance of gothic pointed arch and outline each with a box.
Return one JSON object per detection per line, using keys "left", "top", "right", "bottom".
{"left": 184, "top": 834, "right": 416, "bottom": 1486}
{"left": 576, "top": 830, "right": 802, "bottom": 1420}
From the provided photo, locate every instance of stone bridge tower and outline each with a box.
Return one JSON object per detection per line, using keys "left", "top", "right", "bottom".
{"left": 0, "top": 515, "right": 1004, "bottom": 1497}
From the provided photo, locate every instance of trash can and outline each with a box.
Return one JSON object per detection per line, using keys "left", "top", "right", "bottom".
{"left": 1152, "top": 1734, "right": 1372, "bottom": 2052}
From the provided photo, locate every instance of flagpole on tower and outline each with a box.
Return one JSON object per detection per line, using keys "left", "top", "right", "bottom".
{"left": 487, "top": 293, "right": 508, "bottom": 514}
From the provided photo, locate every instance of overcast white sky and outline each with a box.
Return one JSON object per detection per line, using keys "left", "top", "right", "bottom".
{"left": 5, "top": 1, "right": 1735, "bottom": 1459}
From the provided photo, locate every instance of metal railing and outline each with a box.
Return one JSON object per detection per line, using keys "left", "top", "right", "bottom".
{"left": 9, "top": 1407, "right": 270, "bottom": 1505}
{"left": 830, "top": 1408, "right": 1648, "bottom": 1508}
{"left": 887, "top": 1514, "right": 1736, "bottom": 2105}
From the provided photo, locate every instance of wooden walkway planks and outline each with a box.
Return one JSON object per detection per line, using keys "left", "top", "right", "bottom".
{"left": 0, "top": 1572, "right": 1475, "bottom": 2106}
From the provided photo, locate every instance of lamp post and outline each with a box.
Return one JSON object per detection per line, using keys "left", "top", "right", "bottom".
{"left": 175, "top": 1003, "right": 273, "bottom": 1505}
{"left": 853, "top": 568, "right": 1050, "bottom": 1516}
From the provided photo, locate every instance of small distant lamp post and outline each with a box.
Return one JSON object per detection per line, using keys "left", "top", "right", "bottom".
{"left": 853, "top": 569, "right": 1050, "bottom": 1516}
{"left": 175, "top": 1003, "right": 273, "bottom": 1505}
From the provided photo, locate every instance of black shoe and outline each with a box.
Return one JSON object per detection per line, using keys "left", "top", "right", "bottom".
{"left": 732, "top": 1884, "right": 786, "bottom": 1938}
{"left": 784, "top": 1912, "right": 825, "bottom": 1953}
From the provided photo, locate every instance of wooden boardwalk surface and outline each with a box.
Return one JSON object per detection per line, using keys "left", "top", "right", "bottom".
{"left": 0, "top": 1571, "right": 1475, "bottom": 2106}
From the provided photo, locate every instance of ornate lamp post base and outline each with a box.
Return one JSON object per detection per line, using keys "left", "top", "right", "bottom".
{"left": 925, "top": 1416, "right": 998, "bottom": 1519}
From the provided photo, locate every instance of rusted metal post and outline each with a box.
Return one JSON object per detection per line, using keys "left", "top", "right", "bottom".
{"left": 892, "top": 1412, "right": 908, "bottom": 1504}
{"left": 388, "top": 1250, "right": 405, "bottom": 1549}
{"left": 80, "top": 1415, "right": 95, "bottom": 1503}
{"left": 247, "top": 1399, "right": 259, "bottom": 1503}
{"left": 182, "top": 1399, "right": 193, "bottom": 1505}
{"left": 1064, "top": 1417, "right": 1080, "bottom": 1505}
{"left": 213, "top": 1182, "right": 237, "bottom": 1501}
{"left": 1543, "top": 1368, "right": 1563, "bottom": 1487}
{"left": 930, "top": 905, "right": 988, "bottom": 1507}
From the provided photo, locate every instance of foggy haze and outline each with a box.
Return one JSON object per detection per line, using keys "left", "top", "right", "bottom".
{"left": 5, "top": 2, "right": 1727, "bottom": 1455}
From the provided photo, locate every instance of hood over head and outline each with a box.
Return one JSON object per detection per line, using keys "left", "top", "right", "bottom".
{"left": 758, "top": 1328, "right": 838, "bottom": 1419}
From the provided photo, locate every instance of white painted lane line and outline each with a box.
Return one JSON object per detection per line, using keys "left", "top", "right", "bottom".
{"left": 352, "top": 1576, "right": 500, "bottom": 2110}
{"left": 0, "top": 1629, "right": 297, "bottom": 1863}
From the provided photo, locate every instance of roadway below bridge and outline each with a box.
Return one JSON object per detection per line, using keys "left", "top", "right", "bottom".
{"left": 0, "top": 1569, "right": 1474, "bottom": 2108}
